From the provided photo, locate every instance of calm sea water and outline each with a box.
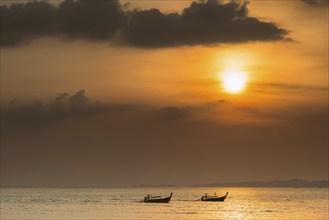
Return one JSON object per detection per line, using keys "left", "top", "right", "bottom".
{"left": 1, "top": 187, "right": 328, "bottom": 219}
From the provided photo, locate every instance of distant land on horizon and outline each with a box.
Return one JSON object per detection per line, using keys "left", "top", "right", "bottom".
{"left": 131, "top": 179, "right": 328, "bottom": 188}
{"left": 190, "top": 179, "right": 329, "bottom": 188}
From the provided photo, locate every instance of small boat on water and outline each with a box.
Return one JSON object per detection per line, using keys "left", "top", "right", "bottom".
{"left": 201, "top": 192, "right": 228, "bottom": 202}
{"left": 144, "top": 193, "right": 173, "bottom": 203}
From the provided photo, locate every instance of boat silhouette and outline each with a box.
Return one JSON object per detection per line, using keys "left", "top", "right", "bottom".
{"left": 144, "top": 193, "right": 173, "bottom": 203}
{"left": 201, "top": 192, "right": 228, "bottom": 201}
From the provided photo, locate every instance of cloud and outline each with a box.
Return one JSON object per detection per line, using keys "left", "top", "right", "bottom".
{"left": 57, "top": 0, "right": 125, "bottom": 39}
{"left": 0, "top": 1, "right": 57, "bottom": 47}
{"left": 123, "top": 0, "right": 288, "bottom": 47}
{"left": 301, "top": 0, "right": 329, "bottom": 7}
{"left": 1, "top": 90, "right": 135, "bottom": 139}
{"left": 3, "top": 87, "right": 326, "bottom": 143}
{"left": 4, "top": 84, "right": 325, "bottom": 133}
{"left": 1, "top": 90, "right": 327, "bottom": 187}
{"left": 1, "top": 89, "right": 328, "bottom": 187}
{"left": 2, "top": 89, "right": 209, "bottom": 140}
{"left": 0, "top": 0, "right": 125, "bottom": 47}
{"left": 249, "top": 82, "right": 328, "bottom": 94}
{"left": 69, "top": 89, "right": 88, "bottom": 106}
{"left": 160, "top": 106, "right": 190, "bottom": 119}
{"left": 1, "top": 0, "right": 289, "bottom": 47}
{"left": 55, "top": 92, "right": 69, "bottom": 102}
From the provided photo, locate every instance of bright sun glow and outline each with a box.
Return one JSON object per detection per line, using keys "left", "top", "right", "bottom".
{"left": 221, "top": 70, "right": 248, "bottom": 94}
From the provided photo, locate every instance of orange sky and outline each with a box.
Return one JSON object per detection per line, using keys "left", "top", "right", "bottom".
{"left": 1, "top": 1, "right": 328, "bottom": 104}
{"left": 0, "top": 0, "right": 328, "bottom": 186}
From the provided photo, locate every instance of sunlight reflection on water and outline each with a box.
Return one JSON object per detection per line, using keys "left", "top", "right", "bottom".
{"left": 1, "top": 187, "right": 328, "bottom": 219}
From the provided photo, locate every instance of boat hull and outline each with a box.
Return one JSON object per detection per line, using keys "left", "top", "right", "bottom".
{"left": 144, "top": 193, "right": 173, "bottom": 203}
{"left": 201, "top": 192, "right": 228, "bottom": 202}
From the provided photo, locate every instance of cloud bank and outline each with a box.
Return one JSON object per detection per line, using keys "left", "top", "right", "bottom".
{"left": 1, "top": 0, "right": 289, "bottom": 47}
{"left": 1, "top": 89, "right": 327, "bottom": 186}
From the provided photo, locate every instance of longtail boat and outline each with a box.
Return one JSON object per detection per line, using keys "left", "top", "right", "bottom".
{"left": 144, "top": 193, "right": 173, "bottom": 203}
{"left": 201, "top": 192, "right": 228, "bottom": 202}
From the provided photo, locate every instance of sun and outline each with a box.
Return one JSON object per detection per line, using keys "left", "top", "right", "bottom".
{"left": 221, "top": 70, "right": 247, "bottom": 94}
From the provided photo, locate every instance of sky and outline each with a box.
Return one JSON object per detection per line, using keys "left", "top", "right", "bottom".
{"left": 0, "top": 0, "right": 328, "bottom": 187}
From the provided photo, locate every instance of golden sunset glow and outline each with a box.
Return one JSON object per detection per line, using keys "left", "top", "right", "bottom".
{"left": 221, "top": 70, "right": 248, "bottom": 94}
{"left": 0, "top": 0, "right": 328, "bottom": 202}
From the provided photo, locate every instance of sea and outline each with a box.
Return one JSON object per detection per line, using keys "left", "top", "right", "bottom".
{"left": 1, "top": 187, "right": 328, "bottom": 219}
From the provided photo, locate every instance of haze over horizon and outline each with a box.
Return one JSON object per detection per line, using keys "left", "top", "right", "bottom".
{"left": 1, "top": 0, "right": 328, "bottom": 187}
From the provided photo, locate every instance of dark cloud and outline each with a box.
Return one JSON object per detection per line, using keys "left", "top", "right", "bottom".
{"left": 301, "top": 0, "right": 329, "bottom": 6}
{"left": 1, "top": 95, "right": 328, "bottom": 187}
{"left": 0, "top": 1, "right": 57, "bottom": 47}
{"left": 55, "top": 92, "right": 69, "bottom": 102}
{"left": 57, "top": 0, "right": 125, "bottom": 40}
{"left": 1, "top": 91, "right": 226, "bottom": 142}
{"left": 160, "top": 106, "right": 190, "bottom": 119}
{"left": 69, "top": 89, "right": 88, "bottom": 106}
{"left": 0, "top": 0, "right": 125, "bottom": 47}
{"left": 1, "top": 90, "right": 135, "bottom": 139}
{"left": 1, "top": 90, "right": 328, "bottom": 187}
{"left": 1, "top": 0, "right": 289, "bottom": 48}
{"left": 124, "top": 0, "right": 287, "bottom": 47}
{"left": 248, "top": 82, "right": 328, "bottom": 94}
